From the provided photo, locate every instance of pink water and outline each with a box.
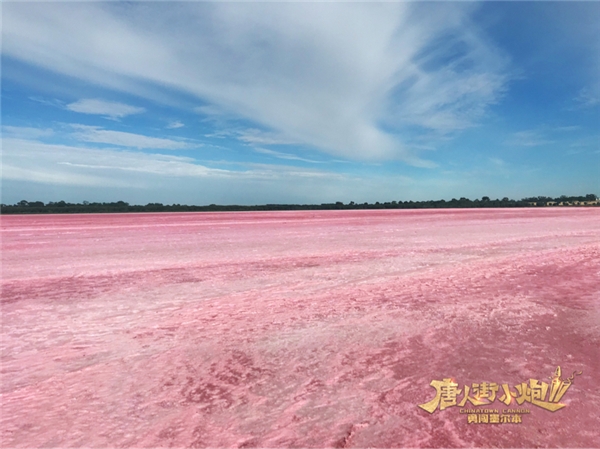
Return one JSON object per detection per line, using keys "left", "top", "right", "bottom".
{"left": 2, "top": 209, "right": 599, "bottom": 447}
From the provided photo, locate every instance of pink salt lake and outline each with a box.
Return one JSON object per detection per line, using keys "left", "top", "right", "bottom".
{"left": 1, "top": 209, "right": 599, "bottom": 447}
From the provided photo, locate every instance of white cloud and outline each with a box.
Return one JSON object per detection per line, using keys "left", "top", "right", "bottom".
{"left": 4, "top": 136, "right": 548, "bottom": 206}
{"left": 506, "top": 130, "right": 554, "bottom": 147}
{"left": 253, "top": 147, "right": 323, "bottom": 164}
{"left": 29, "top": 96, "right": 64, "bottom": 108}
{"left": 1, "top": 137, "right": 231, "bottom": 186}
{"left": 2, "top": 136, "right": 385, "bottom": 206}
{"left": 568, "top": 136, "right": 600, "bottom": 149}
{"left": 3, "top": 163, "right": 125, "bottom": 188}
{"left": 66, "top": 99, "right": 145, "bottom": 119}
{"left": 166, "top": 121, "right": 184, "bottom": 129}
{"left": 70, "top": 125, "right": 191, "bottom": 150}
{"left": 555, "top": 125, "right": 581, "bottom": 132}
{"left": 3, "top": 2, "right": 510, "bottom": 164}
{"left": 2, "top": 125, "right": 54, "bottom": 139}
{"left": 574, "top": 85, "right": 600, "bottom": 108}
{"left": 237, "top": 128, "right": 298, "bottom": 146}
{"left": 194, "top": 105, "right": 229, "bottom": 117}
{"left": 2, "top": 137, "right": 354, "bottom": 185}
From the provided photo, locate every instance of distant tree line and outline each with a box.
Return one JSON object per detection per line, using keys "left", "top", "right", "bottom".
{"left": 1, "top": 194, "right": 597, "bottom": 214}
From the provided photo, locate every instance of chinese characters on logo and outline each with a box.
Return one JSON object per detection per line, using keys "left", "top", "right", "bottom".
{"left": 418, "top": 366, "right": 581, "bottom": 424}
{"left": 463, "top": 410, "right": 526, "bottom": 424}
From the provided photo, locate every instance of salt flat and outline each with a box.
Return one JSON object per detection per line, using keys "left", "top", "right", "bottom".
{"left": 1, "top": 209, "right": 599, "bottom": 447}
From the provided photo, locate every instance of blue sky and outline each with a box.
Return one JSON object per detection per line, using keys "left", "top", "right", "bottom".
{"left": 2, "top": 1, "right": 599, "bottom": 205}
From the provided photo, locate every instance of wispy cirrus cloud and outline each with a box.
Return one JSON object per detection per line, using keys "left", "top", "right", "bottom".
{"left": 554, "top": 125, "right": 581, "bottom": 132}
{"left": 253, "top": 147, "right": 323, "bottom": 164}
{"left": 194, "top": 105, "right": 229, "bottom": 118}
{"left": 2, "top": 125, "right": 54, "bottom": 139}
{"left": 29, "top": 96, "right": 64, "bottom": 108}
{"left": 65, "top": 99, "right": 145, "bottom": 119}
{"left": 3, "top": 2, "right": 511, "bottom": 165}
{"left": 203, "top": 127, "right": 298, "bottom": 147}
{"left": 506, "top": 130, "right": 554, "bottom": 147}
{"left": 70, "top": 124, "right": 191, "bottom": 150}
{"left": 237, "top": 129, "right": 298, "bottom": 146}
{"left": 1, "top": 138, "right": 230, "bottom": 185}
{"left": 166, "top": 121, "right": 184, "bottom": 129}
{"left": 574, "top": 85, "right": 600, "bottom": 108}
{"left": 1, "top": 137, "right": 353, "bottom": 191}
